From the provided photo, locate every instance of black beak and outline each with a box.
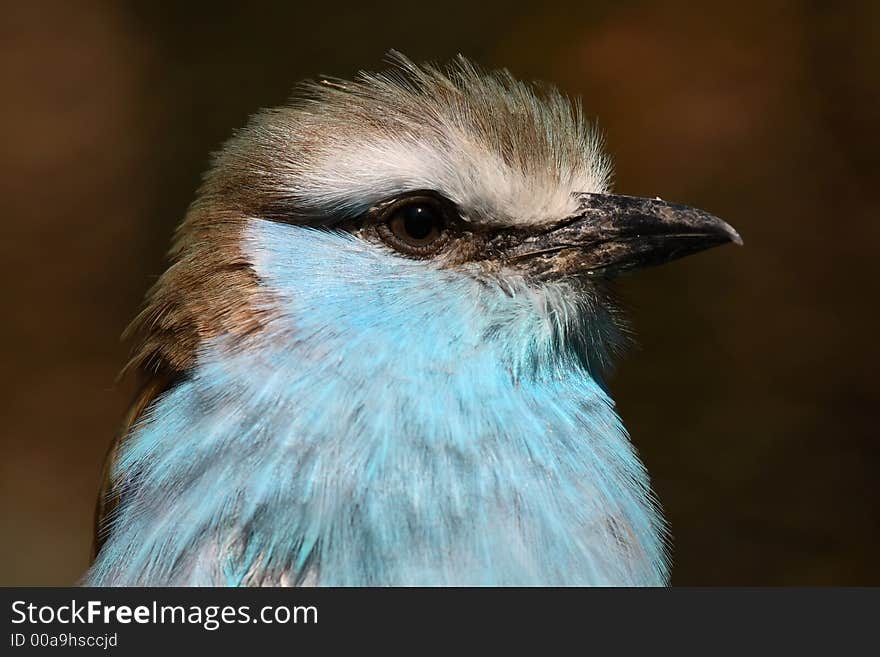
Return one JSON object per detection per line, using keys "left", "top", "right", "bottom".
{"left": 500, "top": 193, "right": 742, "bottom": 279}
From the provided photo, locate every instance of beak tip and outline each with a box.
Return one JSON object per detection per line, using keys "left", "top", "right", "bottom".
{"left": 710, "top": 213, "right": 742, "bottom": 246}
{"left": 728, "top": 227, "right": 744, "bottom": 247}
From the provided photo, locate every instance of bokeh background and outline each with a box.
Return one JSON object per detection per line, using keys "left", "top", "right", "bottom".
{"left": 2, "top": 0, "right": 877, "bottom": 585}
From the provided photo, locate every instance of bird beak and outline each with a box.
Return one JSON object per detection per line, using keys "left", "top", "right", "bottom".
{"left": 501, "top": 193, "right": 742, "bottom": 279}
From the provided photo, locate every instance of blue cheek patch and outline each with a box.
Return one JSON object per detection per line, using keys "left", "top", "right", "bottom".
{"left": 86, "top": 222, "right": 668, "bottom": 586}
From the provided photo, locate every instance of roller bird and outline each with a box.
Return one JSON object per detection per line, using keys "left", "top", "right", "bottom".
{"left": 86, "top": 54, "right": 740, "bottom": 586}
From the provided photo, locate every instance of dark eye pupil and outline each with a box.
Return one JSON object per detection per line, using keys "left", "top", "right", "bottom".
{"left": 380, "top": 198, "right": 449, "bottom": 255}
{"left": 402, "top": 205, "right": 436, "bottom": 239}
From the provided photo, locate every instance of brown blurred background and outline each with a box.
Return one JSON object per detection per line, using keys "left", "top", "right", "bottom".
{"left": 1, "top": 0, "right": 877, "bottom": 585}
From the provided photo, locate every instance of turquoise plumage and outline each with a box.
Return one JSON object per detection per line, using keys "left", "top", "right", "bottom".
{"left": 86, "top": 55, "right": 738, "bottom": 586}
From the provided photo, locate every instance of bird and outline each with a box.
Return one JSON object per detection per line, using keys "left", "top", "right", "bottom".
{"left": 85, "top": 53, "right": 740, "bottom": 587}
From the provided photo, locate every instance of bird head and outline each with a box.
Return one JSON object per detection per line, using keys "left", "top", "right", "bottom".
{"left": 95, "top": 55, "right": 743, "bottom": 585}
{"left": 129, "top": 54, "right": 740, "bottom": 385}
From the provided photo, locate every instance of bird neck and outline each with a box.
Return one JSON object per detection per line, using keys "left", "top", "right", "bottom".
{"left": 88, "top": 224, "right": 668, "bottom": 585}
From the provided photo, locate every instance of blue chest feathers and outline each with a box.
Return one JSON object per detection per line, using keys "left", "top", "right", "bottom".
{"left": 87, "top": 224, "right": 668, "bottom": 586}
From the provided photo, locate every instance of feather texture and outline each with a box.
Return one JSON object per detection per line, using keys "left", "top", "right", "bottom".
{"left": 87, "top": 225, "right": 668, "bottom": 586}
{"left": 122, "top": 54, "right": 610, "bottom": 373}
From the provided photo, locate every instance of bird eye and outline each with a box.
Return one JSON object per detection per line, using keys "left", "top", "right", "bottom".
{"left": 376, "top": 196, "right": 450, "bottom": 256}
